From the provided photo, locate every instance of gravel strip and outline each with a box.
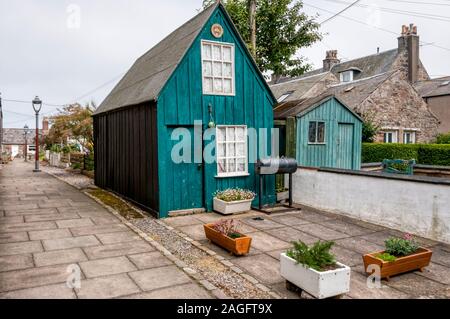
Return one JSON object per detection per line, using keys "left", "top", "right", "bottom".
{"left": 132, "top": 218, "right": 272, "bottom": 299}
{"left": 41, "top": 165, "right": 94, "bottom": 190}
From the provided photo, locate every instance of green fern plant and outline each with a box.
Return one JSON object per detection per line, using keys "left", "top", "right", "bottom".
{"left": 286, "top": 240, "right": 336, "bottom": 272}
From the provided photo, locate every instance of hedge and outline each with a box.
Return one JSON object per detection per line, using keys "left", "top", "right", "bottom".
{"left": 362, "top": 143, "right": 450, "bottom": 166}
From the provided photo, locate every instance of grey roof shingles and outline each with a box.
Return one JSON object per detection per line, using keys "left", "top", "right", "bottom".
{"left": 2, "top": 128, "right": 37, "bottom": 145}
{"left": 270, "top": 49, "right": 399, "bottom": 104}
{"left": 274, "top": 49, "right": 398, "bottom": 86}
{"left": 94, "top": 3, "right": 219, "bottom": 115}
{"left": 329, "top": 49, "right": 398, "bottom": 81}
{"left": 274, "top": 71, "right": 396, "bottom": 119}
{"left": 414, "top": 76, "right": 450, "bottom": 98}
{"left": 270, "top": 72, "right": 330, "bottom": 102}
{"left": 328, "top": 71, "right": 396, "bottom": 109}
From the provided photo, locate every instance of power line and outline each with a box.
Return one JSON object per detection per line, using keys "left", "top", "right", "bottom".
{"left": 322, "top": 0, "right": 450, "bottom": 22}
{"left": 386, "top": 0, "right": 450, "bottom": 7}
{"left": 3, "top": 99, "right": 62, "bottom": 108}
{"left": 2, "top": 71, "right": 125, "bottom": 123}
{"left": 3, "top": 110, "right": 35, "bottom": 118}
{"left": 305, "top": 2, "right": 450, "bottom": 53}
{"left": 68, "top": 72, "right": 125, "bottom": 104}
{"left": 320, "top": 0, "right": 361, "bottom": 24}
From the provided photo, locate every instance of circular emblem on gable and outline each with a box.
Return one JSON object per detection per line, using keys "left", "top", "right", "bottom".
{"left": 211, "top": 24, "right": 224, "bottom": 38}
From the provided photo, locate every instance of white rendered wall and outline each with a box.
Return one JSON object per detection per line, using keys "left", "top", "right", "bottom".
{"left": 292, "top": 168, "right": 450, "bottom": 244}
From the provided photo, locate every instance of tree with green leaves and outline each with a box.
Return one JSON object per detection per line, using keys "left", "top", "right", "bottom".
{"left": 45, "top": 102, "right": 97, "bottom": 152}
{"left": 203, "top": 0, "right": 322, "bottom": 82}
{"left": 362, "top": 117, "right": 380, "bottom": 143}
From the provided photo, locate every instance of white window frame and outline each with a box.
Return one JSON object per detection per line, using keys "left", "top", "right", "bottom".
{"left": 384, "top": 131, "right": 398, "bottom": 143}
{"left": 340, "top": 71, "right": 353, "bottom": 83}
{"left": 216, "top": 125, "right": 248, "bottom": 178}
{"left": 308, "top": 121, "right": 326, "bottom": 145}
{"left": 403, "top": 131, "right": 416, "bottom": 144}
{"left": 201, "top": 40, "right": 235, "bottom": 96}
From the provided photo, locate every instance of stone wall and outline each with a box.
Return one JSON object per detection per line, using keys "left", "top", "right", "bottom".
{"left": 392, "top": 49, "right": 430, "bottom": 83}
{"left": 357, "top": 72, "right": 440, "bottom": 143}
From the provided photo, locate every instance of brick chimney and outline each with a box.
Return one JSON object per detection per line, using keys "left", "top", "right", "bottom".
{"left": 398, "top": 24, "right": 419, "bottom": 83}
{"left": 42, "top": 117, "right": 49, "bottom": 132}
{"left": 323, "top": 50, "right": 340, "bottom": 72}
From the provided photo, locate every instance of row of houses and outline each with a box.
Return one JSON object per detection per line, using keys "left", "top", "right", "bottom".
{"left": 92, "top": 3, "right": 449, "bottom": 218}
{"left": 0, "top": 117, "right": 48, "bottom": 159}
{"left": 272, "top": 24, "right": 450, "bottom": 146}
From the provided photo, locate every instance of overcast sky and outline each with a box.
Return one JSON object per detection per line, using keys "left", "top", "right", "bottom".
{"left": 1, "top": 0, "right": 450, "bottom": 128}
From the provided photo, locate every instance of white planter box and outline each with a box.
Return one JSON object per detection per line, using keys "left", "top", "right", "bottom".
{"left": 280, "top": 253, "right": 351, "bottom": 299}
{"left": 277, "top": 191, "right": 289, "bottom": 202}
{"left": 213, "top": 197, "right": 253, "bottom": 215}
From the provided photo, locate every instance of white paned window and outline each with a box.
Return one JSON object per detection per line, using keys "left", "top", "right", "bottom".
{"left": 384, "top": 131, "right": 398, "bottom": 143}
{"left": 202, "top": 40, "right": 235, "bottom": 96}
{"left": 216, "top": 126, "right": 248, "bottom": 177}
{"left": 340, "top": 71, "right": 353, "bottom": 83}
{"left": 403, "top": 131, "right": 416, "bottom": 144}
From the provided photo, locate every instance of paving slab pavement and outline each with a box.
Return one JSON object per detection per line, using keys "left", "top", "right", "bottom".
{"left": 165, "top": 205, "right": 450, "bottom": 299}
{"left": 0, "top": 160, "right": 212, "bottom": 299}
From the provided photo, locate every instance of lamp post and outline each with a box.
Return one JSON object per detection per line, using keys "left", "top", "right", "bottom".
{"left": 24, "top": 124, "right": 29, "bottom": 162}
{"left": 32, "top": 96, "right": 42, "bottom": 172}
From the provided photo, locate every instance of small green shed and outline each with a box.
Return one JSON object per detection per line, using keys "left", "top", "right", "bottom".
{"left": 93, "top": 3, "right": 276, "bottom": 218}
{"left": 274, "top": 94, "right": 362, "bottom": 170}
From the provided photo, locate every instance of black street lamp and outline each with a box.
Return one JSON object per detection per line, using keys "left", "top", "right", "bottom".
{"left": 23, "top": 124, "right": 29, "bottom": 162}
{"left": 32, "top": 96, "right": 42, "bottom": 172}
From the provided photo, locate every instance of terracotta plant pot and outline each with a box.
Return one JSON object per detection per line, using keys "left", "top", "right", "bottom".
{"left": 363, "top": 247, "right": 432, "bottom": 280}
{"left": 203, "top": 224, "right": 252, "bottom": 256}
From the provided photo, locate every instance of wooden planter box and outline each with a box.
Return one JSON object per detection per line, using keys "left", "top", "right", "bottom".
{"left": 203, "top": 224, "right": 252, "bottom": 256}
{"left": 363, "top": 248, "right": 432, "bottom": 280}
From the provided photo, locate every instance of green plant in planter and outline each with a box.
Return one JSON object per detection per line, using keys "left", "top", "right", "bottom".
{"left": 213, "top": 188, "right": 256, "bottom": 202}
{"left": 385, "top": 233, "right": 419, "bottom": 257}
{"left": 287, "top": 240, "right": 336, "bottom": 272}
{"left": 375, "top": 252, "right": 397, "bottom": 262}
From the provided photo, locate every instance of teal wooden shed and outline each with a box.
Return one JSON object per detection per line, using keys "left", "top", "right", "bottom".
{"left": 93, "top": 3, "right": 276, "bottom": 218}
{"left": 274, "top": 94, "right": 362, "bottom": 170}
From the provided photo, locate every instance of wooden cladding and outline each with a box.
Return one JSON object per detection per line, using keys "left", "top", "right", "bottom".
{"left": 94, "top": 103, "right": 159, "bottom": 215}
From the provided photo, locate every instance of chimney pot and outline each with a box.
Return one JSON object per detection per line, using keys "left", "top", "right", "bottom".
{"left": 323, "top": 50, "right": 340, "bottom": 71}
{"left": 401, "top": 25, "right": 408, "bottom": 35}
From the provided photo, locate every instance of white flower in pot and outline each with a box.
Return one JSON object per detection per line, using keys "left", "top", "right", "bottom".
{"left": 213, "top": 188, "right": 256, "bottom": 215}
{"left": 280, "top": 240, "right": 351, "bottom": 299}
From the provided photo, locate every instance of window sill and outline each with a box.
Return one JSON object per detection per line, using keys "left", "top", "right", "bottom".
{"left": 203, "top": 92, "right": 236, "bottom": 97}
{"left": 215, "top": 173, "right": 250, "bottom": 179}
{"left": 308, "top": 143, "right": 326, "bottom": 145}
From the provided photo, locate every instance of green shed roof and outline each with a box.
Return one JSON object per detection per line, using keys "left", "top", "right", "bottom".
{"left": 274, "top": 93, "right": 362, "bottom": 122}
